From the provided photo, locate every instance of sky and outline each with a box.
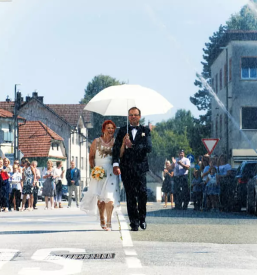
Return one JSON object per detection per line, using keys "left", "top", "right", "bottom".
{"left": 0, "top": 0, "right": 250, "bottom": 124}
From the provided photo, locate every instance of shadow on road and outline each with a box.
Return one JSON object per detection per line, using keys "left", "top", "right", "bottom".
{"left": 146, "top": 208, "right": 257, "bottom": 220}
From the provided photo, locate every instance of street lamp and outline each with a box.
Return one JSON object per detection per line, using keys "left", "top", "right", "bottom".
{"left": 220, "top": 47, "right": 229, "bottom": 161}
{"left": 14, "top": 84, "right": 21, "bottom": 159}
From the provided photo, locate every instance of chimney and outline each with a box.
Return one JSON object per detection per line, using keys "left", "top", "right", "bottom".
{"left": 32, "top": 91, "right": 38, "bottom": 98}
{"left": 38, "top": 96, "right": 44, "bottom": 103}
{"left": 26, "top": 96, "right": 31, "bottom": 102}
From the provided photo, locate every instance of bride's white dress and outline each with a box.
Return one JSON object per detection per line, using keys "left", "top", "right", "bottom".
{"left": 80, "top": 137, "right": 120, "bottom": 215}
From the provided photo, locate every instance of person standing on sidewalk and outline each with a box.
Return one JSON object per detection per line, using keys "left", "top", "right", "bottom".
{"left": 66, "top": 161, "right": 80, "bottom": 208}
{"left": 171, "top": 150, "right": 190, "bottom": 210}
{"left": 53, "top": 161, "right": 65, "bottom": 208}
{"left": 31, "top": 161, "right": 41, "bottom": 210}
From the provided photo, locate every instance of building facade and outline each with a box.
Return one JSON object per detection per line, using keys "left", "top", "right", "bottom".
{"left": 211, "top": 31, "right": 257, "bottom": 167}
{"left": 0, "top": 92, "right": 93, "bottom": 190}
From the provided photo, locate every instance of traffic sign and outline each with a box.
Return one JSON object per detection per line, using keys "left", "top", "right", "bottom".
{"left": 201, "top": 138, "right": 219, "bottom": 155}
{"left": 187, "top": 154, "right": 195, "bottom": 163}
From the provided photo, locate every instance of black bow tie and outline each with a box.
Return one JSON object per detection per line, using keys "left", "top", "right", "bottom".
{"left": 129, "top": 125, "right": 139, "bottom": 130}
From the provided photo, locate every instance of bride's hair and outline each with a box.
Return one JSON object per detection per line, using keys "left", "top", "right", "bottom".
{"left": 101, "top": 120, "right": 116, "bottom": 136}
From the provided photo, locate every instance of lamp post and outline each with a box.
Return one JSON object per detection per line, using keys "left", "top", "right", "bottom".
{"left": 220, "top": 47, "right": 229, "bottom": 161}
{"left": 14, "top": 84, "right": 21, "bottom": 159}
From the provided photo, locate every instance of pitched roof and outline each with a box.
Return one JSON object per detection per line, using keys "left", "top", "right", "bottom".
{"left": 46, "top": 104, "right": 91, "bottom": 127}
{"left": 0, "top": 101, "right": 91, "bottom": 128}
{"left": 0, "top": 108, "right": 25, "bottom": 120}
{"left": 0, "top": 108, "right": 15, "bottom": 118}
{"left": 0, "top": 102, "right": 15, "bottom": 113}
{"left": 18, "top": 121, "right": 63, "bottom": 158}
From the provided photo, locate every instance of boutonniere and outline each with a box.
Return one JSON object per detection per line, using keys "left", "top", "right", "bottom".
{"left": 142, "top": 133, "right": 145, "bottom": 137}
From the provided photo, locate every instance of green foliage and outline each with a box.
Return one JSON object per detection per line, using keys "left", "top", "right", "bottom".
{"left": 149, "top": 129, "right": 191, "bottom": 174}
{"left": 149, "top": 109, "right": 210, "bottom": 173}
{"left": 227, "top": 5, "right": 257, "bottom": 30}
{"left": 81, "top": 75, "right": 127, "bottom": 141}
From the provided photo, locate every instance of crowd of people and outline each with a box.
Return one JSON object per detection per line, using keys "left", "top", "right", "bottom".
{"left": 162, "top": 153, "right": 233, "bottom": 212}
{"left": 0, "top": 157, "right": 73, "bottom": 212}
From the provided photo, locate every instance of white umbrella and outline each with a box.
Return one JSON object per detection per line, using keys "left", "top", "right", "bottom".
{"left": 84, "top": 84, "right": 173, "bottom": 116}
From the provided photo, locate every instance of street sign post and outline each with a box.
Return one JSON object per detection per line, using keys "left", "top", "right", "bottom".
{"left": 201, "top": 138, "right": 219, "bottom": 155}
{"left": 187, "top": 154, "right": 195, "bottom": 164}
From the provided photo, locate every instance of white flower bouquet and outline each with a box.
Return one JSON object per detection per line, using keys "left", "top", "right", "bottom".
{"left": 91, "top": 166, "right": 105, "bottom": 181}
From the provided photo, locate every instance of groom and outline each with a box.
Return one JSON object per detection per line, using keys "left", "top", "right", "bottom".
{"left": 113, "top": 107, "right": 152, "bottom": 231}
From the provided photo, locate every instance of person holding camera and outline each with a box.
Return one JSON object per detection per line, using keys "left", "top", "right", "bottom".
{"left": 171, "top": 150, "right": 190, "bottom": 210}
{"left": 42, "top": 160, "right": 55, "bottom": 210}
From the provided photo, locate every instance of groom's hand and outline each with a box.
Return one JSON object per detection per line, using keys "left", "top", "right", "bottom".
{"left": 124, "top": 134, "right": 133, "bottom": 148}
{"left": 113, "top": 166, "right": 121, "bottom": 176}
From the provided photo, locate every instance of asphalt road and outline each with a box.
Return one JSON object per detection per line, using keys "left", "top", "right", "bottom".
{"left": 0, "top": 201, "right": 257, "bottom": 275}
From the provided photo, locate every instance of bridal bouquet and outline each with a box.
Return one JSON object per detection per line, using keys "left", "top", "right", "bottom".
{"left": 91, "top": 166, "right": 105, "bottom": 181}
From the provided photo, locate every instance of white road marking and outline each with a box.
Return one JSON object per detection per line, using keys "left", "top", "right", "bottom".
{"left": 126, "top": 257, "right": 142, "bottom": 268}
{"left": 116, "top": 209, "right": 145, "bottom": 272}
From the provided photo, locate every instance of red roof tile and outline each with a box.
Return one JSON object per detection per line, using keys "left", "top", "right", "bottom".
{"left": 18, "top": 121, "right": 63, "bottom": 158}
{"left": 0, "top": 108, "right": 25, "bottom": 120}
{"left": 0, "top": 108, "right": 15, "bottom": 118}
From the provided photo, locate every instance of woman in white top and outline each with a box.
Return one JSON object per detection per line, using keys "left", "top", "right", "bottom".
{"left": 10, "top": 164, "right": 22, "bottom": 211}
{"left": 53, "top": 161, "right": 65, "bottom": 208}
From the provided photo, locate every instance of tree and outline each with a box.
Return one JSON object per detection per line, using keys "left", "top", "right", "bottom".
{"left": 190, "top": 3, "right": 257, "bottom": 135}
{"left": 149, "top": 129, "right": 191, "bottom": 174}
{"left": 81, "top": 75, "right": 127, "bottom": 141}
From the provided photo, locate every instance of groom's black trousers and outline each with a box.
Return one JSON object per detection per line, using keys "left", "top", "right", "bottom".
{"left": 123, "top": 172, "right": 147, "bottom": 227}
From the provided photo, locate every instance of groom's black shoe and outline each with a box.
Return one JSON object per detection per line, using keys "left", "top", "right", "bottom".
{"left": 139, "top": 221, "right": 147, "bottom": 230}
{"left": 130, "top": 226, "right": 138, "bottom": 231}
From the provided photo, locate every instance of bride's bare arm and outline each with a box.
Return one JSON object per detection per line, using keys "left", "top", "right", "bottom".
{"left": 89, "top": 139, "right": 97, "bottom": 169}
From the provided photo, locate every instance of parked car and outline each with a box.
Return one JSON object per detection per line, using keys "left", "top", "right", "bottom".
{"left": 62, "top": 185, "right": 69, "bottom": 201}
{"left": 61, "top": 185, "right": 75, "bottom": 201}
{"left": 233, "top": 161, "right": 257, "bottom": 212}
{"left": 246, "top": 175, "right": 257, "bottom": 215}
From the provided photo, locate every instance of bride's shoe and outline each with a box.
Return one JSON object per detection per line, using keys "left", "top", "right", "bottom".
{"left": 105, "top": 222, "right": 112, "bottom": 231}
{"left": 100, "top": 219, "right": 107, "bottom": 230}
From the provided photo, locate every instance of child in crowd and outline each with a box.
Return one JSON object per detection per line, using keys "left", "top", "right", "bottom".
{"left": 191, "top": 170, "right": 203, "bottom": 211}
{"left": 205, "top": 167, "right": 219, "bottom": 211}
{"left": 10, "top": 164, "right": 22, "bottom": 211}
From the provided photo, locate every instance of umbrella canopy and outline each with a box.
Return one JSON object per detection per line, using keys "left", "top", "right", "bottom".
{"left": 84, "top": 84, "right": 173, "bottom": 116}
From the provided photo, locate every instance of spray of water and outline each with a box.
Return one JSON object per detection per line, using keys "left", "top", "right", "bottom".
{"left": 145, "top": 4, "right": 257, "bottom": 154}
{"left": 197, "top": 74, "right": 257, "bottom": 154}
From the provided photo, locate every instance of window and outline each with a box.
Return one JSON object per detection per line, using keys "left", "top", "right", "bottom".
{"left": 219, "top": 114, "right": 222, "bottom": 139}
{"left": 72, "top": 133, "right": 74, "bottom": 144}
{"left": 242, "top": 107, "right": 257, "bottom": 130}
{"left": 220, "top": 68, "right": 222, "bottom": 90}
{"left": 81, "top": 157, "right": 84, "bottom": 169}
{"left": 229, "top": 58, "right": 232, "bottom": 82}
{"left": 211, "top": 78, "right": 214, "bottom": 90}
{"left": 241, "top": 57, "right": 257, "bottom": 79}
{"left": 224, "top": 63, "right": 227, "bottom": 87}
{"left": 57, "top": 144, "right": 59, "bottom": 151}
{"left": 215, "top": 74, "right": 218, "bottom": 93}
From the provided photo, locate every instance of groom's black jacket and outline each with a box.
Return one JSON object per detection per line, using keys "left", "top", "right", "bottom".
{"left": 112, "top": 125, "right": 152, "bottom": 181}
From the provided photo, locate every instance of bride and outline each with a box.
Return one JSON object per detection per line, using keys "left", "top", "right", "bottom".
{"left": 80, "top": 120, "right": 121, "bottom": 231}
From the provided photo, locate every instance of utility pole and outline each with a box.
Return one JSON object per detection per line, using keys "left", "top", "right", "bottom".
{"left": 13, "top": 84, "right": 20, "bottom": 159}
{"left": 225, "top": 48, "right": 229, "bottom": 162}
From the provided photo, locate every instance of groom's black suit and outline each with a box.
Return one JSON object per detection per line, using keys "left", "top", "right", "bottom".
{"left": 112, "top": 125, "right": 152, "bottom": 228}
